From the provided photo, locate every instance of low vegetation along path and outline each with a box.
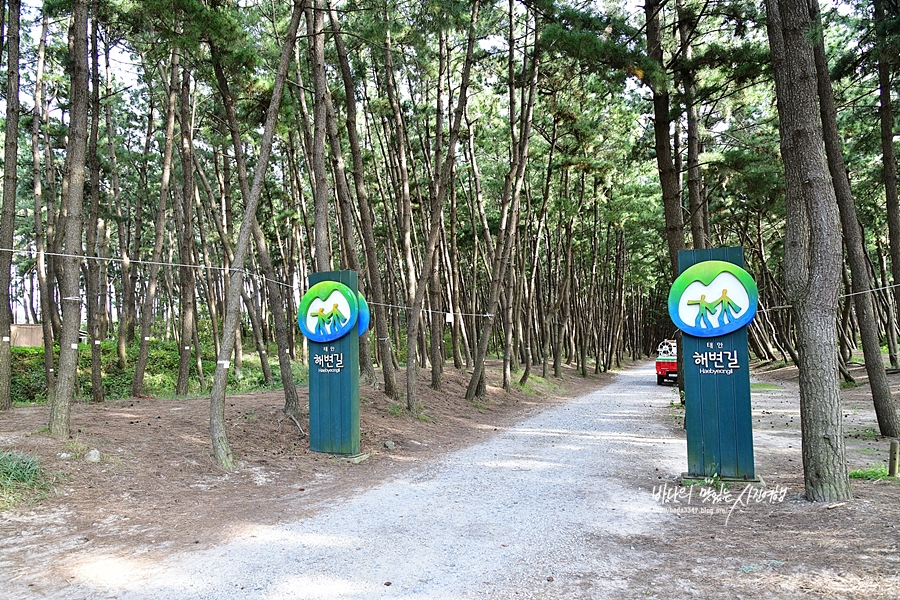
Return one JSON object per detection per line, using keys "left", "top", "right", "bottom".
{"left": 78, "top": 362, "right": 684, "bottom": 599}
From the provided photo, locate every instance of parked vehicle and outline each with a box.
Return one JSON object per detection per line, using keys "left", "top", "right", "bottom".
{"left": 656, "top": 339, "right": 678, "bottom": 385}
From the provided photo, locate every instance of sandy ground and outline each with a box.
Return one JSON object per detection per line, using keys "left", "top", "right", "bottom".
{"left": 1, "top": 359, "right": 899, "bottom": 598}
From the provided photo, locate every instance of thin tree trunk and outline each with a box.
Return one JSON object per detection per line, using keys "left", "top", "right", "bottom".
{"left": 208, "top": 58, "right": 296, "bottom": 417}
{"left": 193, "top": 156, "right": 224, "bottom": 356}
{"left": 208, "top": 2, "right": 301, "bottom": 469}
{"left": 49, "top": 0, "right": 89, "bottom": 438}
{"left": 519, "top": 121, "right": 555, "bottom": 387}
{"left": 811, "top": 0, "right": 899, "bottom": 435}
{"left": 307, "top": 0, "right": 331, "bottom": 272}
{"left": 466, "top": 1, "right": 538, "bottom": 400}
{"left": 132, "top": 49, "right": 180, "bottom": 397}
{"left": 106, "top": 42, "right": 131, "bottom": 369}
{"left": 0, "top": 0, "right": 19, "bottom": 411}
{"left": 32, "top": 13, "right": 54, "bottom": 399}
{"left": 877, "top": 238, "right": 899, "bottom": 368}
{"left": 85, "top": 8, "right": 104, "bottom": 403}
{"left": 43, "top": 82, "right": 61, "bottom": 340}
{"left": 383, "top": 31, "right": 416, "bottom": 312}
{"left": 875, "top": 0, "right": 900, "bottom": 327}
{"left": 323, "top": 84, "right": 376, "bottom": 384}
{"left": 677, "top": 0, "right": 708, "bottom": 249}
{"left": 175, "top": 67, "right": 197, "bottom": 396}
{"left": 240, "top": 286, "right": 273, "bottom": 385}
{"left": 406, "top": 0, "right": 480, "bottom": 411}
{"left": 250, "top": 219, "right": 300, "bottom": 418}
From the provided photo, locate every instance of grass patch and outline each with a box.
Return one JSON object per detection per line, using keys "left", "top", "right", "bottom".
{"left": 63, "top": 439, "right": 90, "bottom": 460}
{"left": 750, "top": 383, "right": 781, "bottom": 391}
{"left": 683, "top": 474, "right": 729, "bottom": 490}
{"left": 849, "top": 464, "right": 895, "bottom": 481}
{"left": 760, "top": 360, "right": 789, "bottom": 371}
{"left": 514, "top": 373, "right": 562, "bottom": 396}
{"left": 850, "top": 427, "right": 882, "bottom": 439}
{"left": 0, "top": 451, "right": 51, "bottom": 510}
{"left": 414, "top": 410, "right": 434, "bottom": 423}
{"left": 666, "top": 402, "right": 685, "bottom": 427}
{"left": 385, "top": 401, "right": 433, "bottom": 423}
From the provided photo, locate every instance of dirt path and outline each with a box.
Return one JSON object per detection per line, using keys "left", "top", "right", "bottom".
{"left": 3, "top": 360, "right": 900, "bottom": 599}
{"left": 54, "top": 361, "right": 684, "bottom": 599}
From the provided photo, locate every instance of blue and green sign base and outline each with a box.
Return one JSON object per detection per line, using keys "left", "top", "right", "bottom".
{"left": 672, "top": 247, "right": 757, "bottom": 481}
{"left": 298, "top": 270, "right": 368, "bottom": 455}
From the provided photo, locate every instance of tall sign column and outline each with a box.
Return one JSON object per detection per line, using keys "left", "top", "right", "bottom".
{"left": 297, "top": 270, "right": 370, "bottom": 455}
{"left": 669, "top": 247, "right": 758, "bottom": 481}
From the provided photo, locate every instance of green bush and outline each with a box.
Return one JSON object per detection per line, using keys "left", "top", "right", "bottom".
{"left": 0, "top": 451, "right": 42, "bottom": 485}
{"left": 10, "top": 339, "right": 305, "bottom": 403}
{"left": 10, "top": 347, "right": 51, "bottom": 404}
{"left": 849, "top": 464, "right": 893, "bottom": 481}
{"left": 0, "top": 451, "right": 48, "bottom": 510}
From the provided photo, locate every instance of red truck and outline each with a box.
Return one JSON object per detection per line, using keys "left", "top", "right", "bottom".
{"left": 656, "top": 339, "right": 678, "bottom": 385}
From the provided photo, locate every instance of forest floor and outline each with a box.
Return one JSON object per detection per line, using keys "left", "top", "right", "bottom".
{"left": 0, "top": 357, "right": 899, "bottom": 598}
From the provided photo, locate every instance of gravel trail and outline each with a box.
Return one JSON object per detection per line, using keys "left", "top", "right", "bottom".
{"left": 81, "top": 362, "right": 685, "bottom": 599}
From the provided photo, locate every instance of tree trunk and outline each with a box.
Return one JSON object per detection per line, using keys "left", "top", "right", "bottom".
{"left": 239, "top": 286, "right": 273, "bottom": 385}
{"left": 0, "top": 0, "right": 18, "bottom": 411}
{"left": 49, "top": 0, "right": 89, "bottom": 438}
{"left": 810, "top": 0, "right": 900, "bottom": 436}
{"left": 207, "top": 2, "right": 302, "bottom": 469}
{"left": 323, "top": 85, "right": 376, "bottom": 385}
{"left": 399, "top": 1, "right": 480, "bottom": 411}
{"left": 107, "top": 42, "right": 131, "bottom": 369}
{"left": 307, "top": 0, "right": 331, "bottom": 273}
{"left": 677, "top": 0, "right": 708, "bottom": 249}
{"left": 430, "top": 32, "right": 448, "bottom": 393}
{"left": 328, "top": 1, "right": 398, "bottom": 398}
{"left": 382, "top": 31, "right": 416, "bottom": 316}
{"left": 32, "top": 13, "right": 54, "bottom": 399}
{"left": 877, "top": 238, "right": 899, "bottom": 368}
{"left": 175, "top": 66, "right": 197, "bottom": 396}
{"left": 466, "top": 0, "right": 538, "bottom": 400}
{"left": 519, "top": 121, "right": 556, "bottom": 387}
{"left": 250, "top": 219, "right": 300, "bottom": 418}
{"left": 209, "top": 56, "right": 297, "bottom": 417}
{"left": 646, "top": 0, "right": 685, "bottom": 277}
{"left": 875, "top": 0, "right": 900, "bottom": 328}
{"left": 43, "top": 79, "right": 61, "bottom": 341}
{"left": 85, "top": 8, "right": 104, "bottom": 403}
{"left": 132, "top": 49, "right": 180, "bottom": 398}
{"left": 766, "top": 0, "right": 851, "bottom": 502}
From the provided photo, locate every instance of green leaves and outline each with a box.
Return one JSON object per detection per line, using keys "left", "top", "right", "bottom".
{"left": 540, "top": 4, "right": 657, "bottom": 87}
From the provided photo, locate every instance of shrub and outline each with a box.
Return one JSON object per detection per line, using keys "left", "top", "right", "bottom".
{"left": 0, "top": 451, "right": 48, "bottom": 510}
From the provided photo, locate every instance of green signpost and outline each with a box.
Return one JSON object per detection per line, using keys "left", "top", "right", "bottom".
{"left": 297, "top": 270, "right": 370, "bottom": 455}
{"left": 669, "top": 247, "right": 758, "bottom": 481}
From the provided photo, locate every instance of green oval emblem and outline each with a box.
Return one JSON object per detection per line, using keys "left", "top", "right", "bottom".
{"left": 668, "top": 261, "right": 758, "bottom": 337}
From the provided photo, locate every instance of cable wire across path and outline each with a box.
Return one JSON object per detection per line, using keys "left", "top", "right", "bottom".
{"left": 96, "top": 362, "right": 686, "bottom": 599}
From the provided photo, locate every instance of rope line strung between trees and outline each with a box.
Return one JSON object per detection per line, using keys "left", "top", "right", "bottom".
{"left": 759, "top": 280, "right": 900, "bottom": 313}
{"left": 6, "top": 246, "right": 898, "bottom": 317}
{"left": 1, "top": 247, "right": 495, "bottom": 318}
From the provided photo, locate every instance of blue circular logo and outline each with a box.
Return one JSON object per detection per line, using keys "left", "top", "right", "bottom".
{"left": 298, "top": 281, "right": 359, "bottom": 343}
